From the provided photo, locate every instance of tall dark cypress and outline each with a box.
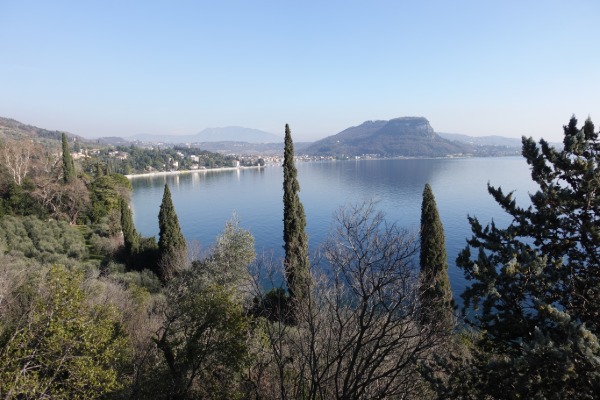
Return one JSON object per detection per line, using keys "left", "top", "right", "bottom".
{"left": 283, "top": 124, "right": 309, "bottom": 304}
{"left": 158, "top": 184, "right": 187, "bottom": 281}
{"left": 419, "top": 183, "right": 453, "bottom": 325}
{"left": 61, "top": 132, "right": 75, "bottom": 183}
{"left": 120, "top": 197, "right": 139, "bottom": 256}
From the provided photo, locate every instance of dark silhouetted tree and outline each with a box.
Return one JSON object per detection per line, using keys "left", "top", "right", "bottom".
{"left": 419, "top": 183, "right": 453, "bottom": 326}
{"left": 456, "top": 115, "right": 600, "bottom": 398}
{"left": 158, "top": 184, "right": 187, "bottom": 282}
{"left": 283, "top": 124, "right": 309, "bottom": 305}
{"left": 120, "top": 196, "right": 138, "bottom": 256}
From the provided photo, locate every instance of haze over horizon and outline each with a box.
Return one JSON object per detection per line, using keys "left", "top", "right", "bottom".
{"left": 1, "top": 1, "right": 598, "bottom": 143}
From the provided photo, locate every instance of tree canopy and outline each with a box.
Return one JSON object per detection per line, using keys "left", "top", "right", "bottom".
{"left": 0, "top": 265, "right": 130, "bottom": 399}
{"left": 120, "top": 196, "right": 139, "bottom": 256}
{"left": 158, "top": 184, "right": 187, "bottom": 282}
{"left": 419, "top": 183, "right": 453, "bottom": 326}
{"left": 282, "top": 124, "right": 309, "bottom": 305}
{"left": 456, "top": 115, "right": 600, "bottom": 398}
{"left": 61, "top": 132, "right": 75, "bottom": 183}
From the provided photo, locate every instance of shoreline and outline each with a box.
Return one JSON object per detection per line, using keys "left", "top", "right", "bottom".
{"left": 125, "top": 154, "right": 519, "bottom": 179}
{"left": 125, "top": 165, "right": 265, "bottom": 179}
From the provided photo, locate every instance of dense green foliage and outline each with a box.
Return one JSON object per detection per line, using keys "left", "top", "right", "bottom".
{"left": 0, "top": 139, "right": 132, "bottom": 228}
{"left": 192, "top": 216, "right": 255, "bottom": 289}
{"left": 282, "top": 124, "right": 310, "bottom": 305}
{"left": 0, "top": 215, "right": 88, "bottom": 267}
{"left": 157, "top": 184, "right": 187, "bottom": 281}
{"left": 61, "top": 132, "right": 75, "bottom": 183}
{"left": 0, "top": 265, "right": 130, "bottom": 399}
{"left": 132, "top": 217, "right": 256, "bottom": 399}
{"left": 0, "top": 132, "right": 260, "bottom": 398}
{"left": 154, "top": 284, "right": 249, "bottom": 399}
{"left": 2, "top": 115, "right": 598, "bottom": 398}
{"left": 120, "top": 196, "right": 139, "bottom": 256}
{"left": 456, "top": 116, "right": 600, "bottom": 398}
{"left": 86, "top": 145, "right": 238, "bottom": 176}
{"left": 419, "top": 183, "right": 453, "bottom": 326}
{"left": 0, "top": 179, "right": 48, "bottom": 218}
{"left": 89, "top": 173, "right": 132, "bottom": 229}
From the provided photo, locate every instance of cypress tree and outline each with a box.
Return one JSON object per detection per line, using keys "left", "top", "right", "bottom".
{"left": 419, "top": 183, "right": 453, "bottom": 325}
{"left": 61, "top": 132, "right": 75, "bottom": 183}
{"left": 158, "top": 184, "right": 187, "bottom": 281}
{"left": 283, "top": 124, "right": 310, "bottom": 304}
{"left": 120, "top": 197, "right": 139, "bottom": 256}
{"left": 95, "top": 162, "right": 105, "bottom": 178}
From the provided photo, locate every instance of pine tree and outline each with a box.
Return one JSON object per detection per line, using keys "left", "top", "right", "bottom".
{"left": 283, "top": 124, "right": 310, "bottom": 304}
{"left": 61, "top": 132, "right": 75, "bottom": 183}
{"left": 158, "top": 184, "right": 187, "bottom": 282}
{"left": 419, "top": 183, "right": 453, "bottom": 326}
{"left": 120, "top": 197, "right": 138, "bottom": 256}
{"left": 456, "top": 115, "right": 600, "bottom": 398}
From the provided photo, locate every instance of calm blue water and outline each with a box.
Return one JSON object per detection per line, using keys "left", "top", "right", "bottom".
{"left": 130, "top": 157, "right": 537, "bottom": 300}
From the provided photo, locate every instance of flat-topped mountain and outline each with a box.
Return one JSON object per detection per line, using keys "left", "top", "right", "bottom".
{"left": 0, "top": 115, "right": 521, "bottom": 157}
{"left": 304, "top": 117, "right": 466, "bottom": 157}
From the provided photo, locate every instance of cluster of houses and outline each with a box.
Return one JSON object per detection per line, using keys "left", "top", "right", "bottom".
{"left": 69, "top": 138, "right": 335, "bottom": 173}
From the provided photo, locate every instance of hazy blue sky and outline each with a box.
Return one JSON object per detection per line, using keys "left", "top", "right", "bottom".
{"left": 1, "top": 1, "right": 598, "bottom": 142}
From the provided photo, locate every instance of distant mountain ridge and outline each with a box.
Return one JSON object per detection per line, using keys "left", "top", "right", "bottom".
{"left": 304, "top": 117, "right": 466, "bottom": 157}
{"left": 0, "top": 117, "right": 83, "bottom": 142}
{"left": 127, "top": 126, "right": 281, "bottom": 144}
{"left": 0, "top": 116, "right": 524, "bottom": 157}
{"left": 437, "top": 132, "right": 523, "bottom": 148}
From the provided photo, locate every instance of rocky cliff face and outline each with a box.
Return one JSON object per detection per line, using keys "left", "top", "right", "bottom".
{"left": 304, "top": 117, "right": 466, "bottom": 157}
{"left": 375, "top": 117, "right": 436, "bottom": 139}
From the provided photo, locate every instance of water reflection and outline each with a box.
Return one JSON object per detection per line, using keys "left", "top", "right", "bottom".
{"left": 131, "top": 158, "right": 536, "bottom": 303}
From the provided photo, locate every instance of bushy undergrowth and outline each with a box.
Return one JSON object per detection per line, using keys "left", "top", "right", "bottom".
{"left": 0, "top": 215, "right": 88, "bottom": 266}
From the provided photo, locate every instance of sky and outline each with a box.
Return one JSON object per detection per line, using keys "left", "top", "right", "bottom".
{"left": 1, "top": 1, "right": 598, "bottom": 142}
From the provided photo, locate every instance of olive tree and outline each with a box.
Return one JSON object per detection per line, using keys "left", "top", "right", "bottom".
{"left": 150, "top": 218, "right": 256, "bottom": 399}
{"left": 0, "top": 265, "right": 130, "bottom": 399}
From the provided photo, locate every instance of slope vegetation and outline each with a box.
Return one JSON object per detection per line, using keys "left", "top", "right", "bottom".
{"left": 304, "top": 117, "right": 467, "bottom": 157}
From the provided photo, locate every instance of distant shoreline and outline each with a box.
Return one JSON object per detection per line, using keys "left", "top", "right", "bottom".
{"left": 125, "top": 165, "right": 265, "bottom": 179}
{"left": 124, "top": 154, "right": 521, "bottom": 179}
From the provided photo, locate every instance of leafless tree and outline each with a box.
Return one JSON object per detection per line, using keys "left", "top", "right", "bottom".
{"left": 246, "top": 254, "right": 300, "bottom": 400}
{"left": 0, "top": 139, "right": 34, "bottom": 185}
{"left": 1, "top": 140, "right": 85, "bottom": 221}
{"left": 248, "top": 202, "right": 450, "bottom": 399}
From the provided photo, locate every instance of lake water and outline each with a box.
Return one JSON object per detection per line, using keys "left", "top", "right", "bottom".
{"left": 130, "top": 157, "right": 537, "bottom": 301}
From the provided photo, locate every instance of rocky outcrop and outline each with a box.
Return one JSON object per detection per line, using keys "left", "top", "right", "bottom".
{"left": 304, "top": 117, "right": 466, "bottom": 157}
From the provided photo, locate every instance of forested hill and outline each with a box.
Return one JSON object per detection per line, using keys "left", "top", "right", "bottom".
{"left": 303, "top": 117, "right": 468, "bottom": 157}
{"left": 0, "top": 117, "right": 83, "bottom": 142}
